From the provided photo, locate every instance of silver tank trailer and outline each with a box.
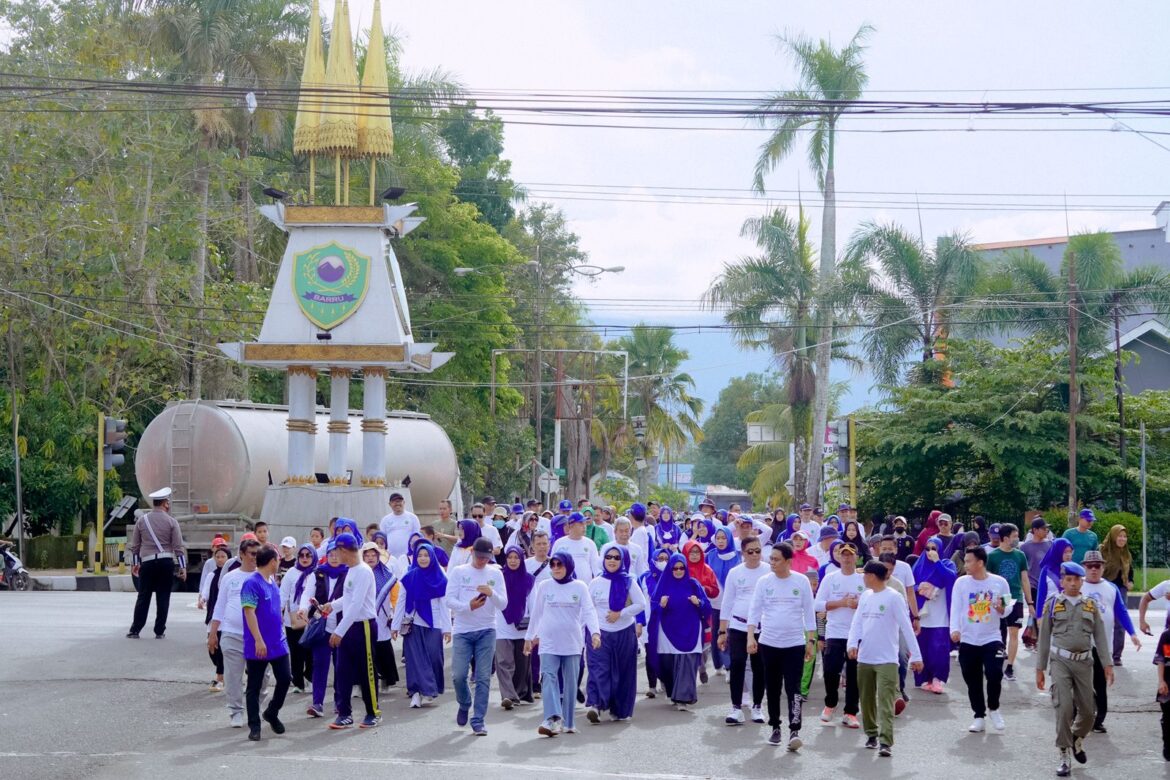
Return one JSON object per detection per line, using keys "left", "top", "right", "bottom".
{"left": 135, "top": 400, "right": 460, "bottom": 523}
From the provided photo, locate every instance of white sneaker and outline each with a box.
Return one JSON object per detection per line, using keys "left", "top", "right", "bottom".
{"left": 820, "top": 706, "right": 835, "bottom": 723}
{"left": 988, "top": 710, "right": 1005, "bottom": 731}
{"left": 422, "top": 695, "right": 436, "bottom": 705}
{"left": 229, "top": 712, "right": 243, "bottom": 728}
{"left": 725, "top": 707, "right": 745, "bottom": 725}
{"left": 968, "top": 717, "right": 985, "bottom": 733}
{"left": 410, "top": 692, "right": 421, "bottom": 709}
{"left": 675, "top": 702, "right": 690, "bottom": 712}
{"left": 750, "top": 706, "right": 765, "bottom": 723}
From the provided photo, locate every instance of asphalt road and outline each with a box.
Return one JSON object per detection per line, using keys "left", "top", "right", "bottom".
{"left": 1, "top": 592, "right": 1166, "bottom": 780}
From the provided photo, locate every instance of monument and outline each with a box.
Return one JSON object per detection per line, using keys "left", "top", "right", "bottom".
{"left": 219, "top": 0, "right": 452, "bottom": 530}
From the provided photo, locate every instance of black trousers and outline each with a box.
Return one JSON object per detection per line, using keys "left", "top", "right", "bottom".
{"left": 1161, "top": 700, "right": 1170, "bottom": 757}
{"left": 823, "top": 638, "right": 859, "bottom": 715}
{"left": 374, "top": 638, "right": 399, "bottom": 689}
{"left": 958, "top": 641, "right": 1003, "bottom": 718}
{"left": 209, "top": 629, "right": 224, "bottom": 675}
{"left": 286, "top": 626, "right": 312, "bottom": 688}
{"left": 759, "top": 642, "right": 805, "bottom": 731}
{"left": 246, "top": 654, "right": 291, "bottom": 730}
{"left": 1091, "top": 649, "right": 1108, "bottom": 727}
{"left": 727, "top": 628, "right": 765, "bottom": 708}
{"left": 130, "top": 558, "right": 174, "bottom": 636}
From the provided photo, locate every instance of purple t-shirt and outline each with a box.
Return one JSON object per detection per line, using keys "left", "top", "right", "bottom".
{"left": 240, "top": 572, "right": 289, "bottom": 661}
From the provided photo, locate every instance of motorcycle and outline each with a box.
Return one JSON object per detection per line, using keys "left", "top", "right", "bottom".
{"left": 0, "top": 541, "right": 31, "bottom": 591}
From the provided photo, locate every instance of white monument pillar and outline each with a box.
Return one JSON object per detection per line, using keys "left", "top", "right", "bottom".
{"left": 287, "top": 366, "right": 318, "bottom": 484}
{"left": 361, "top": 366, "right": 387, "bottom": 486}
{"left": 327, "top": 368, "right": 350, "bottom": 484}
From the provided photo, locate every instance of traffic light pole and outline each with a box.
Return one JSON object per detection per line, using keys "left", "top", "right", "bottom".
{"left": 848, "top": 415, "right": 856, "bottom": 509}
{"left": 96, "top": 411, "right": 104, "bottom": 575}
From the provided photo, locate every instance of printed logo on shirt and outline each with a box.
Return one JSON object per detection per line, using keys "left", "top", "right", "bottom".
{"left": 572, "top": 594, "right": 579, "bottom": 602}
{"left": 765, "top": 586, "right": 775, "bottom": 596}
{"left": 792, "top": 588, "right": 800, "bottom": 596}
{"left": 879, "top": 604, "right": 886, "bottom": 613}
{"left": 967, "top": 591, "right": 994, "bottom": 623}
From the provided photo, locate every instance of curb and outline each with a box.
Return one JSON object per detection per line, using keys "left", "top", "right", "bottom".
{"left": 32, "top": 575, "right": 136, "bottom": 592}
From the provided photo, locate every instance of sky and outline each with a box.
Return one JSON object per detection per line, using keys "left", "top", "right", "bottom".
{"left": 339, "top": 0, "right": 1170, "bottom": 420}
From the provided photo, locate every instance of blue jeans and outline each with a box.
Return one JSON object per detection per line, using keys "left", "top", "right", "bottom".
{"left": 540, "top": 652, "right": 581, "bottom": 730}
{"left": 451, "top": 629, "right": 495, "bottom": 729}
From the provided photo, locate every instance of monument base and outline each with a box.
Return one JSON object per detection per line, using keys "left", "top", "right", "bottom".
{"left": 258, "top": 484, "right": 414, "bottom": 543}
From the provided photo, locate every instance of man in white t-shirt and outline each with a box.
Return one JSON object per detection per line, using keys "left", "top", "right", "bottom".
{"left": 1139, "top": 577, "right": 1170, "bottom": 636}
{"left": 379, "top": 492, "right": 421, "bottom": 558}
{"left": 551, "top": 514, "right": 601, "bottom": 580}
{"left": 208, "top": 538, "right": 261, "bottom": 728}
{"left": 466, "top": 502, "right": 503, "bottom": 554}
{"left": 949, "top": 546, "right": 1011, "bottom": 734}
{"left": 815, "top": 542, "right": 865, "bottom": 729}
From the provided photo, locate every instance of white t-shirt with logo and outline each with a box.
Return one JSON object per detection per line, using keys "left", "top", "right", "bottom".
{"left": 443, "top": 563, "right": 508, "bottom": 634}
{"left": 524, "top": 578, "right": 599, "bottom": 655}
{"left": 949, "top": 573, "right": 1011, "bottom": 646}
{"left": 815, "top": 569, "right": 866, "bottom": 639}
{"left": 379, "top": 511, "right": 421, "bottom": 558}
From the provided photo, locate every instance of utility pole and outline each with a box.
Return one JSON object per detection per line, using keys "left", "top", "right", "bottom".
{"left": 8, "top": 322, "right": 23, "bottom": 557}
{"left": 532, "top": 244, "right": 542, "bottom": 500}
{"left": 1113, "top": 297, "right": 1128, "bottom": 511}
{"left": 1067, "top": 248, "right": 1079, "bottom": 528}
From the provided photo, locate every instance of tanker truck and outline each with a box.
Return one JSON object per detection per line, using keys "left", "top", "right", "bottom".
{"left": 134, "top": 400, "right": 462, "bottom": 579}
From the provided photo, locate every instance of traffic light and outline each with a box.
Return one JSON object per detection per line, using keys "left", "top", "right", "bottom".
{"left": 833, "top": 418, "right": 850, "bottom": 477}
{"left": 103, "top": 417, "right": 127, "bottom": 471}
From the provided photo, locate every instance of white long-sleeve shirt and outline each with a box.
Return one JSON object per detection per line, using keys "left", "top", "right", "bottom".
{"left": 495, "top": 582, "right": 536, "bottom": 640}
{"left": 815, "top": 570, "right": 866, "bottom": 640}
{"left": 211, "top": 567, "right": 252, "bottom": 637}
{"left": 526, "top": 556, "right": 554, "bottom": 585}
{"left": 949, "top": 573, "right": 1011, "bottom": 646}
{"left": 551, "top": 536, "right": 602, "bottom": 580}
{"left": 444, "top": 563, "right": 509, "bottom": 634}
{"left": 588, "top": 575, "right": 648, "bottom": 632}
{"left": 525, "top": 578, "right": 600, "bottom": 655}
{"left": 612, "top": 542, "right": 648, "bottom": 581}
{"left": 391, "top": 589, "right": 452, "bottom": 633}
{"left": 719, "top": 563, "right": 769, "bottom": 632}
{"left": 847, "top": 587, "right": 922, "bottom": 665}
{"left": 748, "top": 571, "right": 817, "bottom": 648}
{"left": 630, "top": 525, "right": 652, "bottom": 566}
{"left": 331, "top": 561, "right": 376, "bottom": 638}
{"left": 198, "top": 558, "right": 218, "bottom": 602}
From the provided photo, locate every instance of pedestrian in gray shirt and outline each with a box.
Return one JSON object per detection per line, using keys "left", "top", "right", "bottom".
{"left": 1021, "top": 517, "right": 1053, "bottom": 605}
{"left": 127, "top": 487, "right": 187, "bottom": 639}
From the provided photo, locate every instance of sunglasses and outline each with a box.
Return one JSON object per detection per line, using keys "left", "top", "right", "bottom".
{"left": 672, "top": 565, "right": 687, "bottom": 571}
{"left": 471, "top": 514, "right": 484, "bottom": 519}
{"left": 743, "top": 548, "right": 761, "bottom": 554}
{"left": 604, "top": 554, "right": 622, "bottom": 561}
{"left": 549, "top": 560, "right": 565, "bottom": 568}
{"left": 298, "top": 552, "right": 313, "bottom": 558}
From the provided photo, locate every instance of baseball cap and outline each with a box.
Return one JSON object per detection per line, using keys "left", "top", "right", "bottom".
{"left": 512, "top": 503, "right": 524, "bottom": 514}
{"left": 1031, "top": 517, "right": 1049, "bottom": 530}
{"left": 472, "top": 538, "right": 494, "bottom": 556}
{"left": 799, "top": 503, "right": 812, "bottom": 511}
{"left": 481, "top": 495, "right": 496, "bottom": 504}
{"left": 280, "top": 536, "right": 297, "bottom": 549}
{"left": 211, "top": 535, "right": 228, "bottom": 549}
{"left": 818, "top": 526, "right": 839, "bottom": 541}
{"left": 240, "top": 532, "right": 258, "bottom": 542}
{"left": 837, "top": 543, "right": 858, "bottom": 555}
{"left": 1079, "top": 508, "right": 1096, "bottom": 523}
{"left": 388, "top": 492, "right": 405, "bottom": 501}
{"left": 567, "top": 512, "right": 586, "bottom": 525}
{"left": 558, "top": 499, "right": 573, "bottom": 512}
{"left": 1082, "top": 550, "right": 1105, "bottom": 565}
{"left": 334, "top": 532, "right": 359, "bottom": 550}
{"left": 838, "top": 503, "right": 852, "bottom": 512}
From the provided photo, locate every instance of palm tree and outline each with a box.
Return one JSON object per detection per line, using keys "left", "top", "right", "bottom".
{"left": 752, "top": 23, "right": 873, "bottom": 504}
{"left": 617, "top": 326, "right": 704, "bottom": 495}
{"left": 845, "top": 221, "right": 984, "bottom": 385}
{"left": 135, "top": 0, "right": 305, "bottom": 397}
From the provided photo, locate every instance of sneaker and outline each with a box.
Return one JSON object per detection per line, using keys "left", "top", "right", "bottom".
{"left": 930, "top": 680, "right": 945, "bottom": 694}
{"left": 674, "top": 702, "right": 690, "bottom": 712}
{"left": 586, "top": 707, "right": 600, "bottom": 724}
{"left": 410, "top": 693, "right": 421, "bottom": 709}
{"left": 1004, "top": 664, "right": 1016, "bottom": 682}
{"left": 645, "top": 689, "right": 656, "bottom": 699}
{"left": 307, "top": 704, "right": 323, "bottom": 718}
{"left": 262, "top": 711, "right": 286, "bottom": 734}
{"left": 1092, "top": 722, "right": 1107, "bottom": 734}
{"left": 456, "top": 708, "right": 469, "bottom": 727}
{"left": 750, "top": 706, "right": 765, "bottom": 724}
{"left": 969, "top": 718, "right": 985, "bottom": 733}
{"left": 126, "top": 631, "right": 139, "bottom": 639}
{"left": 788, "top": 732, "right": 802, "bottom": 751}
{"left": 1057, "top": 749, "right": 1072, "bottom": 777}
{"left": 768, "top": 728, "right": 782, "bottom": 745}
{"left": 359, "top": 715, "right": 381, "bottom": 729}
{"left": 879, "top": 743, "right": 892, "bottom": 757}
{"left": 209, "top": 680, "right": 224, "bottom": 693}
{"left": 563, "top": 727, "right": 577, "bottom": 734}
{"left": 842, "top": 714, "right": 861, "bottom": 729}
{"left": 291, "top": 685, "right": 305, "bottom": 695}
{"left": 473, "top": 725, "right": 488, "bottom": 736}
{"left": 422, "top": 696, "right": 436, "bottom": 705}
{"left": 328, "top": 716, "right": 354, "bottom": 730}
{"left": 699, "top": 667, "right": 709, "bottom": 684}
{"left": 988, "top": 710, "right": 1005, "bottom": 731}
{"left": 716, "top": 668, "right": 727, "bottom": 678}
{"left": 538, "top": 718, "right": 559, "bottom": 737}
{"left": 501, "top": 698, "right": 514, "bottom": 711}
{"left": 865, "top": 736, "right": 878, "bottom": 749}
{"left": 725, "top": 707, "right": 745, "bottom": 725}
{"left": 1072, "top": 736, "right": 1086, "bottom": 764}
{"left": 248, "top": 726, "right": 261, "bottom": 741}
{"left": 230, "top": 712, "right": 244, "bottom": 728}
{"left": 820, "top": 706, "right": 835, "bottom": 723}
{"left": 154, "top": 633, "right": 165, "bottom": 639}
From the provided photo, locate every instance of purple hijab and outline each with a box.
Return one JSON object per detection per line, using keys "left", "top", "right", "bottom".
{"left": 550, "top": 550, "right": 576, "bottom": 582}
{"left": 291, "top": 543, "right": 318, "bottom": 603}
{"left": 456, "top": 519, "right": 481, "bottom": 549}
{"left": 501, "top": 546, "right": 535, "bottom": 626}
{"left": 910, "top": 535, "right": 958, "bottom": 612}
{"left": 600, "top": 544, "right": 633, "bottom": 613}
{"left": 655, "top": 507, "right": 681, "bottom": 547}
{"left": 651, "top": 552, "right": 710, "bottom": 651}
{"left": 401, "top": 543, "right": 447, "bottom": 627}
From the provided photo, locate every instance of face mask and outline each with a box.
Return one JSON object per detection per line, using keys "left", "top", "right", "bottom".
{"left": 653, "top": 558, "right": 667, "bottom": 572}
{"left": 493, "top": 519, "right": 505, "bottom": 529}
{"left": 894, "top": 528, "right": 906, "bottom": 536}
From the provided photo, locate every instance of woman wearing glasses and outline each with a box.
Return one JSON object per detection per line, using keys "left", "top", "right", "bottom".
{"left": 525, "top": 551, "right": 601, "bottom": 736}
{"left": 647, "top": 552, "right": 712, "bottom": 711}
{"left": 717, "top": 535, "right": 769, "bottom": 724}
{"left": 585, "top": 544, "right": 647, "bottom": 723}
{"left": 280, "top": 543, "right": 318, "bottom": 693}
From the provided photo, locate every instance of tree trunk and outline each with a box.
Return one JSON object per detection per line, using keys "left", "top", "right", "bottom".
{"left": 189, "top": 139, "right": 211, "bottom": 400}
{"left": 792, "top": 429, "right": 808, "bottom": 504}
{"left": 806, "top": 131, "right": 836, "bottom": 505}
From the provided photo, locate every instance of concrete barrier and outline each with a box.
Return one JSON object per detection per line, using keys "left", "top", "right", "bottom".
{"left": 32, "top": 574, "right": 135, "bottom": 592}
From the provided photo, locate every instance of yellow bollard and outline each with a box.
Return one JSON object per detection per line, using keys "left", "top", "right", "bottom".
{"left": 76, "top": 539, "right": 85, "bottom": 574}
{"left": 118, "top": 543, "right": 126, "bottom": 574}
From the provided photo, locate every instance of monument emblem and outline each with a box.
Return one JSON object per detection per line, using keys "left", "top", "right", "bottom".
{"left": 293, "top": 241, "right": 370, "bottom": 330}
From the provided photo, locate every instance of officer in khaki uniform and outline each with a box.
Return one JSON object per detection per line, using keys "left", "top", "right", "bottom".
{"left": 1036, "top": 561, "right": 1113, "bottom": 777}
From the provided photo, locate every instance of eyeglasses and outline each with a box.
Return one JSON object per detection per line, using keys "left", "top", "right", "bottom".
{"left": 298, "top": 552, "right": 313, "bottom": 558}
{"left": 471, "top": 514, "right": 484, "bottom": 519}
{"left": 743, "top": 548, "right": 761, "bottom": 554}
{"left": 604, "top": 554, "right": 622, "bottom": 561}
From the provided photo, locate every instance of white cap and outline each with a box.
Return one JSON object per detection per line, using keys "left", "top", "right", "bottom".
{"left": 280, "top": 536, "right": 297, "bottom": 549}
{"left": 148, "top": 487, "right": 173, "bottom": 500}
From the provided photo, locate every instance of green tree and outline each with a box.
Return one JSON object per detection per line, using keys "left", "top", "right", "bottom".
{"left": 752, "top": 24, "right": 872, "bottom": 504}
{"left": 693, "top": 375, "right": 785, "bottom": 490}
{"left": 439, "top": 102, "right": 525, "bottom": 232}
{"left": 846, "top": 222, "right": 984, "bottom": 384}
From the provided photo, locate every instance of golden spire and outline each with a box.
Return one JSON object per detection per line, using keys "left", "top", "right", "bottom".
{"left": 292, "top": 0, "right": 325, "bottom": 155}
{"left": 318, "top": 0, "right": 359, "bottom": 156}
{"left": 357, "top": 0, "right": 394, "bottom": 159}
